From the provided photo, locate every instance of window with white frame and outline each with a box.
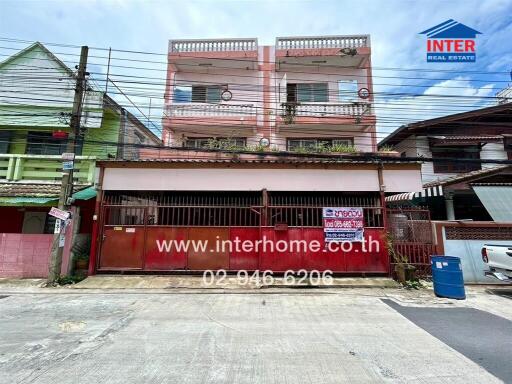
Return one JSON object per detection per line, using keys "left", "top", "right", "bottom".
{"left": 338, "top": 80, "right": 358, "bottom": 102}
{"left": 173, "top": 85, "right": 222, "bottom": 103}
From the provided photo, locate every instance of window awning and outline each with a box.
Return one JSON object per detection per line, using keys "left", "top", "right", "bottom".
{"left": 386, "top": 185, "right": 443, "bottom": 203}
{"left": 0, "top": 184, "right": 95, "bottom": 206}
{"left": 72, "top": 186, "right": 97, "bottom": 200}
{"left": 0, "top": 196, "right": 57, "bottom": 206}
{"left": 473, "top": 185, "right": 512, "bottom": 222}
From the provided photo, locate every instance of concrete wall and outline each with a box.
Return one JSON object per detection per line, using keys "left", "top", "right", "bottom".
{"left": 442, "top": 237, "right": 509, "bottom": 284}
{"left": 434, "top": 221, "right": 512, "bottom": 284}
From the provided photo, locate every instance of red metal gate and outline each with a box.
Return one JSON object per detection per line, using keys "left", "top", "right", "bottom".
{"left": 96, "top": 191, "right": 389, "bottom": 274}
{"left": 387, "top": 208, "right": 434, "bottom": 276}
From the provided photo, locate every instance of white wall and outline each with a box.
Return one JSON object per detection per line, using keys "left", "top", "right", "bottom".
{"left": 443, "top": 237, "right": 509, "bottom": 284}
{"left": 398, "top": 135, "right": 510, "bottom": 184}
{"left": 103, "top": 166, "right": 422, "bottom": 193}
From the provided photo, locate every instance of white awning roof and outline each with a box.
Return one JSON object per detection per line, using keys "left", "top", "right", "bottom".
{"left": 386, "top": 185, "right": 443, "bottom": 203}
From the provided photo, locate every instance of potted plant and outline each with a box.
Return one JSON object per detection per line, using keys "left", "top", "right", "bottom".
{"left": 281, "top": 102, "right": 299, "bottom": 125}
{"left": 74, "top": 253, "right": 89, "bottom": 271}
{"left": 386, "top": 233, "right": 416, "bottom": 284}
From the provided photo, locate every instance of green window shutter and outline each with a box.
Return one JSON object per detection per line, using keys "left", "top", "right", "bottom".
{"left": 206, "top": 86, "right": 221, "bottom": 103}
{"left": 296, "top": 83, "right": 328, "bottom": 102}
{"left": 313, "top": 83, "right": 328, "bottom": 102}
{"left": 192, "top": 86, "right": 206, "bottom": 102}
{"left": 297, "top": 83, "right": 311, "bottom": 102}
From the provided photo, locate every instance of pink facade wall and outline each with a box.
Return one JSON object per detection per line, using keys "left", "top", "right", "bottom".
{"left": 0, "top": 208, "right": 76, "bottom": 278}
{"left": 164, "top": 39, "right": 376, "bottom": 152}
{"left": 0, "top": 234, "right": 53, "bottom": 278}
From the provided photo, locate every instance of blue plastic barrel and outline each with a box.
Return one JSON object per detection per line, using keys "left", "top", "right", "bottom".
{"left": 431, "top": 255, "right": 465, "bottom": 300}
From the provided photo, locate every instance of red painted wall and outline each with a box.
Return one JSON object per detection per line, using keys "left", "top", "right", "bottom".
{"left": 97, "top": 226, "right": 388, "bottom": 273}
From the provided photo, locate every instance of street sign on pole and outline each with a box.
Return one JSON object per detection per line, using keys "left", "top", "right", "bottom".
{"left": 62, "top": 161, "right": 74, "bottom": 171}
{"left": 49, "top": 207, "right": 71, "bottom": 221}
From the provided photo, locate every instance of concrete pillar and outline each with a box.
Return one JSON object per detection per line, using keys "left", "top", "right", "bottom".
{"left": 445, "top": 192, "right": 455, "bottom": 220}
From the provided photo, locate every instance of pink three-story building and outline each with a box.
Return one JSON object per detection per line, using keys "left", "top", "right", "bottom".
{"left": 163, "top": 36, "right": 376, "bottom": 152}
{"left": 90, "top": 36, "right": 422, "bottom": 275}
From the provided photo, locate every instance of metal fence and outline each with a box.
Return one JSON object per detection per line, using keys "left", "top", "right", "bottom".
{"left": 387, "top": 208, "right": 434, "bottom": 276}
{"left": 102, "top": 191, "right": 384, "bottom": 228}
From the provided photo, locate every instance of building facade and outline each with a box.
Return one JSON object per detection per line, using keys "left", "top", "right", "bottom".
{"left": 0, "top": 42, "right": 161, "bottom": 277}
{"left": 84, "top": 35, "right": 428, "bottom": 275}
{"left": 379, "top": 103, "right": 512, "bottom": 220}
{"left": 162, "top": 36, "right": 376, "bottom": 153}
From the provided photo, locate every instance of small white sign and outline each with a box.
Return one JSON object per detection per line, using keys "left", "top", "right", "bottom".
{"left": 49, "top": 207, "right": 70, "bottom": 221}
{"left": 54, "top": 219, "right": 62, "bottom": 234}
{"left": 62, "top": 161, "right": 74, "bottom": 171}
{"left": 62, "top": 152, "right": 75, "bottom": 160}
{"left": 126, "top": 228, "right": 136, "bottom": 233}
{"left": 59, "top": 233, "right": 65, "bottom": 248}
{"left": 435, "top": 261, "right": 443, "bottom": 269}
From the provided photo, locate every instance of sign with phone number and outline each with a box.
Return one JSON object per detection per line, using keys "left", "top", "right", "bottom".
{"left": 322, "top": 207, "right": 364, "bottom": 242}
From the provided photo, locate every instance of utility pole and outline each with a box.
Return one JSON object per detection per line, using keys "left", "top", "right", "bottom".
{"left": 47, "top": 46, "right": 89, "bottom": 284}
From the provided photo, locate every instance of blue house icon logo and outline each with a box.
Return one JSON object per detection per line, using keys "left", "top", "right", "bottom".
{"left": 420, "top": 20, "right": 482, "bottom": 62}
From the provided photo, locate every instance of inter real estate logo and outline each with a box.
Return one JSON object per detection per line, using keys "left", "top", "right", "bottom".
{"left": 420, "top": 19, "right": 481, "bottom": 62}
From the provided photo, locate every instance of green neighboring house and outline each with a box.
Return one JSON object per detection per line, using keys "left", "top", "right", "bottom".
{"left": 0, "top": 42, "right": 160, "bottom": 236}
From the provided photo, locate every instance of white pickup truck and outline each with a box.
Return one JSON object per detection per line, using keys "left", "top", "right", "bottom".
{"left": 482, "top": 244, "right": 512, "bottom": 282}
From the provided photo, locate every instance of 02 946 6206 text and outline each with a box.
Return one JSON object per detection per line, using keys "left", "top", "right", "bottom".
{"left": 202, "top": 269, "right": 334, "bottom": 286}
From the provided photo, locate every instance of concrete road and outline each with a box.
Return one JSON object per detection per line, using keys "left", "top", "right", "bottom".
{"left": 0, "top": 291, "right": 506, "bottom": 384}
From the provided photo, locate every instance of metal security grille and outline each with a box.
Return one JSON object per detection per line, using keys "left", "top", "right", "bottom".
{"left": 268, "top": 192, "right": 383, "bottom": 227}
{"left": 102, "top": 191, "right": 384, "bottom": 228}
{"left": 387, "top": 208, "right": 434, "bottom": 276}
{"left": 103, "top": 191, "right": 262, "bottom": 227}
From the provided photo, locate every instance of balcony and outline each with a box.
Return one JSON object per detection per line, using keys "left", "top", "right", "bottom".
{"left": 166, "top": 103, "right": 257, "bottom": 136}
{"left": 168, "top": 103, "right": 256, "bottom": 117}
{"left": 275, "top": 35, "right": 371, "bottom": 69}
{"left": 168, "top": 38, "right": 259, "bottom": 71}
{"left": 278, "top": 102, "right": 375, "bottom": 132}
{"left": 0, "top": 154, "right": 96, "bottom": 184}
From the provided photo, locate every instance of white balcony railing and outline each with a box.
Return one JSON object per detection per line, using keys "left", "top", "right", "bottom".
{"left": 288, "top": 102, "right": 371, "bottom": 118}
{"left": 168, "top": 103, "right": 256, "bottom": 117}
{"left": 170, "top": 38, "right": 258, "bottom": 53}
{"left": 276, "top": 35, "right": 370, "bottom": 50}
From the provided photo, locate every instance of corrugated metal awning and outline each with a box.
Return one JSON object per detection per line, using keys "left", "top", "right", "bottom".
{"left": 386, "top": 185, "right": 443, "bottom": 203}
{"left": 473, "top": 185, "right": 512, "bottom": 221}
{"left": 0, "top": 196, "right": 57, "bottom": 206}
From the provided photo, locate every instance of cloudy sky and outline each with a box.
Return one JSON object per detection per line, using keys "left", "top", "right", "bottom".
{"left": 1, "top": 0, "right": 511, "bottom": 140}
